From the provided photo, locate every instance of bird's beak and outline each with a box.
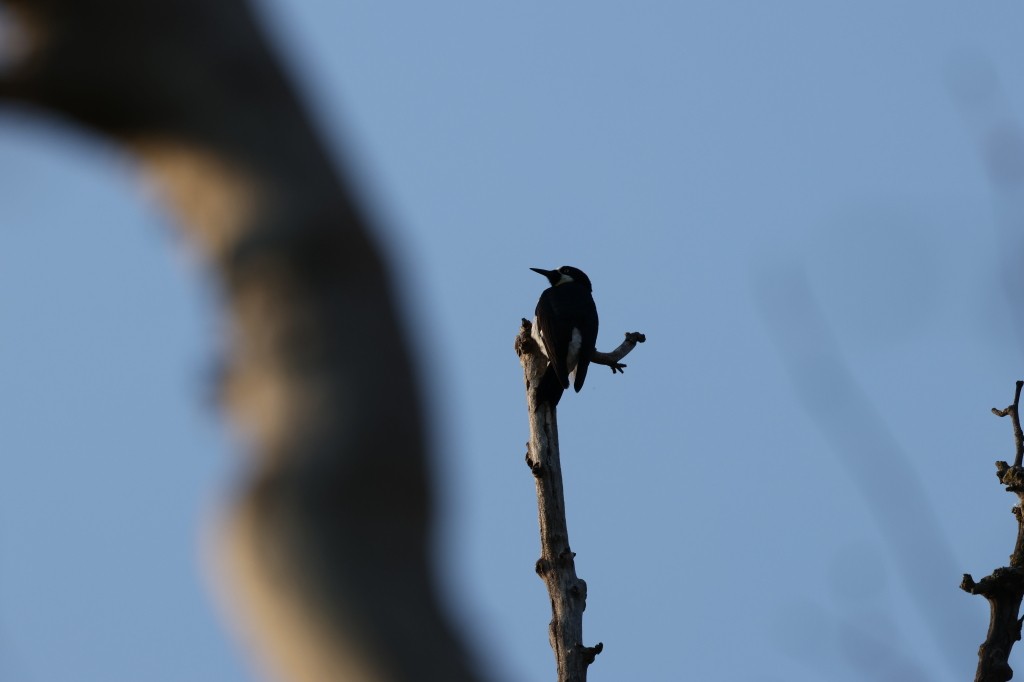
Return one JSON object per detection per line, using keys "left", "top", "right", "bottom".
{"left": 530, "top": 267, "right": 555, "bottom": 278}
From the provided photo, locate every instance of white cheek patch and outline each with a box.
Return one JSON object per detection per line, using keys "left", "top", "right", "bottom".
{"left": 566, "top": 327, "right": 582, "bottom": 376}
{"left": 556, "top": 273, "right": 574, "bottom": 285}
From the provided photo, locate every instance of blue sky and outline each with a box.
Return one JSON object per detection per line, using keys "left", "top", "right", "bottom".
{"left": 2, "top": 1, "right": 1024, "bottom": 680}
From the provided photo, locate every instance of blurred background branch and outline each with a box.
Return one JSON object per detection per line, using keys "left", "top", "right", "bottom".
{"left": 755, "top": 264, "right": 970, "bottom": 679}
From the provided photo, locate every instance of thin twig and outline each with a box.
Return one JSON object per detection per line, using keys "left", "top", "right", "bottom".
{"left": 591, "top": 332, "right": 646, "bottom": 373}
{"left": 991, "top": 381, "right": 1024, "bottom": 468}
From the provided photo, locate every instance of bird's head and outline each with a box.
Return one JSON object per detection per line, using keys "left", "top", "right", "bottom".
{"left": 530, "top": 266, "right": 593, "bottom": 291}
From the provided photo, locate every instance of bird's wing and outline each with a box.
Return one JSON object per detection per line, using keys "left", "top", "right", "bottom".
{"left": 535, "top": 291, "right": 571, "bottom": 389}
{"left": 572, "top": 293, "right": 598, "bottom": 393}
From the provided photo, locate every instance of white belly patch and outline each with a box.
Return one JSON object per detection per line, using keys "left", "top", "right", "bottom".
{"left": 531, "top": 316, "right": 549, "bottom": 359}
{"left": 566, "top": 327, "right": 582, "bottom": 378}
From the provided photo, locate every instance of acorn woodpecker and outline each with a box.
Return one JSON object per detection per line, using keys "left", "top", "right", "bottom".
{"left": 530, "top": 266, "right": 599, "bottom": 405}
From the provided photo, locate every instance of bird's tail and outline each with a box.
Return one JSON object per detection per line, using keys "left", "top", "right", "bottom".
{"left": 572, "top": 358, "right": 590, "bottom": 393}
{"left": 536, "top": 365, "right": 565, "bottom": 408}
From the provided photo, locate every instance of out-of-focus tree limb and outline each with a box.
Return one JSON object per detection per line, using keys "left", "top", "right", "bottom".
{"left": 0, "top": 1, "right": 479, "bottom": 681}
{"left": 755, "top": 265, "right": 968, "bottom": 678}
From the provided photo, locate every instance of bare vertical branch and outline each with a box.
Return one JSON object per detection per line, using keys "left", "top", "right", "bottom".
{"left": 515, "top": 319, "right": 601, "bottom": 682}
{"left": 962, "top": 381, "right": 1024, "bottom": 682}
{"left": 0, "top": 1, "right": 478, "bottom": 681}
{"left": 514, "top": 320, "right": 642, "bottom": 681}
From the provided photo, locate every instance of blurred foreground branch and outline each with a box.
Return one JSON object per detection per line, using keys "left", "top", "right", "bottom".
{"left": 0, "top": 1, "right": 477, "bottom": 680}
{"left": 513, "top": 319, "right": 644, "bottom": 681}
{"left": 962, "top": 381, "right": 1024, "bottom": 682}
